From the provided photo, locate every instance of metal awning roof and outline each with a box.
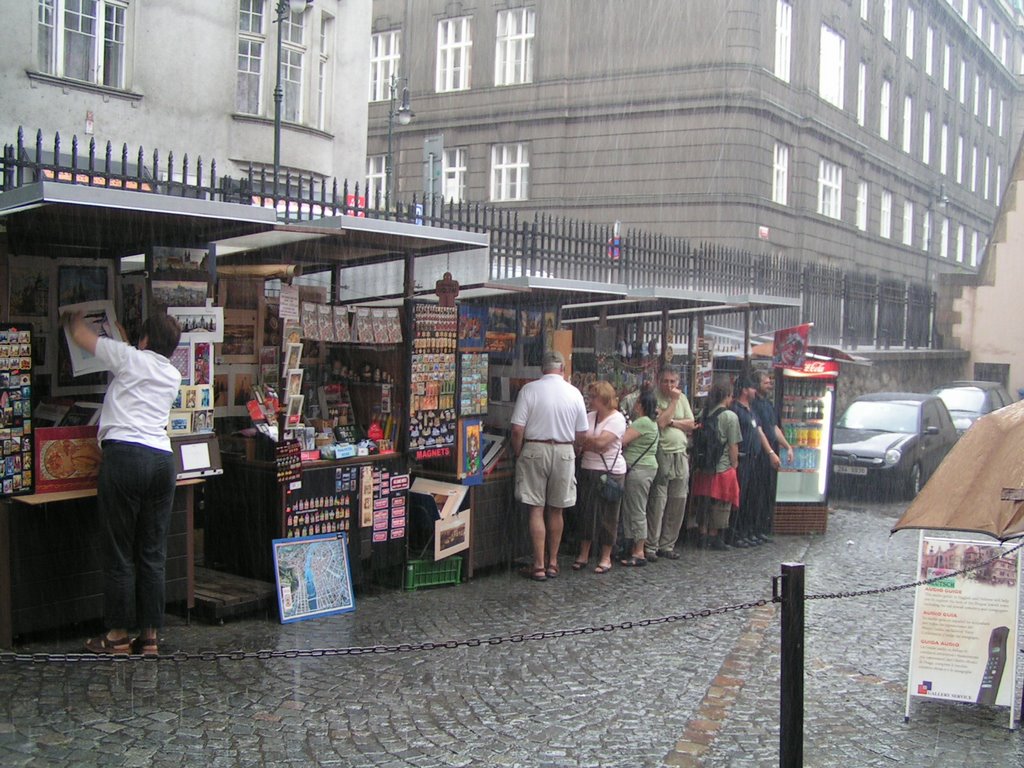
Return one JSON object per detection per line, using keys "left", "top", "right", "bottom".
{"left": 559, "top": 285, "right": 802, "bottom": 324}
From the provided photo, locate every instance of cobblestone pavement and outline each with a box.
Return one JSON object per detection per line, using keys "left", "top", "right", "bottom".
{"left": 1, "top": 497, "right": 1022, "bottom": 767}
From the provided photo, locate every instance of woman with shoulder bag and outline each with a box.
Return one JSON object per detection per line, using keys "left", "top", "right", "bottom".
{"left": 573, "top": 381, "right": 627, "bottom": 574}
{"left": 619, "top": 389, "right": 659, "bottom": 566}
{"left": 690, "top": 378, "right": 741, "bottom": 551}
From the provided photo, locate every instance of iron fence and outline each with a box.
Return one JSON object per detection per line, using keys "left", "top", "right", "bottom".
{"left": 1, "top": 127, "right": 936, "bottom": 349}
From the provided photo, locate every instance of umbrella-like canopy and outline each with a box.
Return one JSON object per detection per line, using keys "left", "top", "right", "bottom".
{"left": 892, "top": 399, "right": 1024, "bottom": 541}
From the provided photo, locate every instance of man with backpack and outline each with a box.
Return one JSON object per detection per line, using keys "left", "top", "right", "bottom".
{"left": 729, "top": 374, "right": 779, "bottom": 548}
{"left": 690, "top": 378, "right": 741, "bottom": 550}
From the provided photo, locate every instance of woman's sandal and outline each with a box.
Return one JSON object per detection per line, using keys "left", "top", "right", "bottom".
{"left": 519, "top": 566, "right": 547, "bottom": 582}
{"left": 131, "top": 636, "right": 159, "bottom": 656}
{"left": 545, "top": 563, "right": 559, "bottom": 579}
{"left": 620, "top": 556, "right": 647, "bottom": 567}
{"left": 593, "top": 564, "right": 612, "bottom": 574}
{"left": 571, "top": 560, "right": 587, "bottom": 571}
{"left": 84, "top": 634, "right": 130, "bottom": 655}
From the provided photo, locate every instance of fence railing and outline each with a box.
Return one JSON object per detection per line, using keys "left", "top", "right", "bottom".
{"left": 1, "top": 127, "right": 937, "bottom": 350}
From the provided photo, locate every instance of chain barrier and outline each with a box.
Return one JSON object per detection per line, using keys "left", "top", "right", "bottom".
{"left": 0, "top": 597, "right": 774, "bottom": 665}
{"left": 806, "top": 539, "right": 1024, "bottom": 601}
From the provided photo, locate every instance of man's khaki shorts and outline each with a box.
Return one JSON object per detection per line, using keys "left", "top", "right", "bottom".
{"left": 514, "top": 442, "right": 577, "bottom": 508}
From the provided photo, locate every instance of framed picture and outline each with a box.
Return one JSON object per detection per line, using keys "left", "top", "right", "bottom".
{"left": 272, "top": 532, "right": 355, "bottom": 623}
{"left": 58, "top": 260, "right": 110, "bottom": 306}
{"left": 167, "top": 306, "right": 224, "bottom": 344}
{"left": 284, "top": 369, "right": 304, "bottom": 401}
{"left": 152, "top": 280, "right": 208, "bottom": 310}
{"left": 58, "top": 300, "right": 124, "bottom": 378}
{"left": 285, "top": 394, "right": 304, "bottom": 427}
{"left": 9, "top": 258, "right": 53, "bottom": 318}
{"left": 220, "top": 309, "right": 257, "bottom": 363}
{"left": 169, "top": 342, "right": 193, "bottom": 385}
{"left": 213, "top": 373, "right": 229, "bottom": 407}
{"left": 119, "top": 273, "right": 147, "bottom": 346}
{"left": 233, "top": 371, "right": 253, "bottom": 406}
{"left": 485, "top": 306, "right": 517, "bottom": 365}
{"left": 168, "top": 411, "right": 192, "bottom": 435}
{"left": 34, "top": 426, "right": 102, "bottom": 494}
{"left": 283, "top": 342, "right": 302, "bottom": 373}
{"left": 435, "top": 509, "right": 471, "bottom": 561}
{"left": 193, "top": 341, "right": 212, "bottom": 386}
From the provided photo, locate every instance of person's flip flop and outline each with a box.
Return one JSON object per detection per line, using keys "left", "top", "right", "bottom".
{"left": 545, "top": 564, "right": 559, "bottom": 579}
{"left": 519, "top": 566, "right": 547, "bottom": 581}
{"left": 571, "top": 560, "right": 587, "bottom": 571}
{"left": 619, "top": 556, "right": 647, "bottom": 567}
{"left": 593, "top": 564, "right": 612, "bottom": 574}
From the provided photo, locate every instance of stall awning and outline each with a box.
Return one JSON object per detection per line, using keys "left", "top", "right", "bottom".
{"left": 558, "top": 285, "right": 802, "bottom": 324}
{"left": 750, "top": 341, "right": 872, "bottom": 365}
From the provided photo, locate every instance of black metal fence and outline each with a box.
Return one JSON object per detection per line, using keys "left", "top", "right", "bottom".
{"left": 1, "top": 128, "right": 936, "bottom": 349}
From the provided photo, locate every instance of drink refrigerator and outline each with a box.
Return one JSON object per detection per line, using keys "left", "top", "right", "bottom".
{"left": 773, "top": 359, "right": 840, "bottom": 533}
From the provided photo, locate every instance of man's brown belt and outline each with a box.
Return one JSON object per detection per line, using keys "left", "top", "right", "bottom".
{"left": 525, "top": 439, "right": 574, "bottom": 445}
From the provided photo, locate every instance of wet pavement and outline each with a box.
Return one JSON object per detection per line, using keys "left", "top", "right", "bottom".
{"left": 1, "top": 496, "right": 1022, "bottom": 767}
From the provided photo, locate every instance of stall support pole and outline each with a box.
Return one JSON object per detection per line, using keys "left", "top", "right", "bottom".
{"left": 660, "top": 307, "right": 670, "bottom": 368}
{"left": 777, "top": 562, "right": 805, "bottom": 768}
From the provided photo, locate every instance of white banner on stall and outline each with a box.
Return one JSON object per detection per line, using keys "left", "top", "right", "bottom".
{"left": 905, "top": 534, "right": 1020, "bottom": 728}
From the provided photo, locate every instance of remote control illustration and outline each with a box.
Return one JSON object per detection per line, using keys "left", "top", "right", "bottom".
{"left": 976, "top": 626, "right": 1009, "bottom": 706}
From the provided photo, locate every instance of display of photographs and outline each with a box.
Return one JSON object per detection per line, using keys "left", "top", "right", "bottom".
{"left": 459, "top": 353, "right": 488, "bottom": 415}
{"left": 167, "top": 306, "right": 224, "bottom": 343}
{"left": 317, "top": 304, "right": 333, "bottom": 342}
{"left": 520, "top": 309, "right": 544, "bottom": 367}
{"left": 301, "top": 302, "right": 318, "bottom": 339}
{"left": 192, "top": 409, "right": 213, "bottom": 433}
{"left": 281, "top": 321, "right": 302, "bottom": 351}
{"left": 285, "top": 369, "right": 304, "bottom": 402}
{"left": 59, "top": 300, "right": 124, "bottom": 377}
{"left": 193, "top": 342, "right": 212, "bottom": 385}
{"left": 9, "top": 259, "right": 52, "bottom": 318}
{"left": 272, "top": 532, "right": 355, "bottom": 624}
{"left": 152, "top": 246, "right": 208, "bottom": 274}
{"left": 169, "top": 342, "right": 192, "bottom": 384}
{"left": 354, "top": 307, "right": 374, "bottom": 344}
{"left": 168, "top": 411, "right": 192, "bottom": 435}
{"left": 458, "top": 305, "right": 486, "bottom": 351}
{"left": 285, "top": 394, "right": 304, "bottom": 427}
{"left": 58, "top": 262, "right": 109, "bottom": 306}
{"left": 485, "top": 307, "right": 516, "bottom": 364}
{"left": 220, "top": 309, "right": 257, "bottom": 362}
{"left": 333, "top": 306, "right": 350, "bottom": 343}
{"left": 119, "top": 274, "right": 147, "bottom": 345}
{"left": 151, "top": 279, "right": 208, "bottom": 310}
{"left": 283, "top": 342, "right": 302, "bottom": 373}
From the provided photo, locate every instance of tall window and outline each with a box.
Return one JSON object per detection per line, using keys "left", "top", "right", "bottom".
{"left": 879, "top": 79, "right": 891, "bottom": 140}
{"left": 365, "top": 155, "right": 386, "bottom": 202}
{"left": 437, "top": 16, "right": 472, "bottom": 92}
{"left": 956, "top": 135, "right": 964, "bottom": 184}
{"left": 860, "top": 0, "right": 869, "bottom": 21}
{"left": 943, "top": 44, "right": 951, "bottom": 90}
{"left": 986, "top": 87, "right": 993, "bottom": 127}
{"left": 857, "top": 62, "right": 867, "bottom": 126}
{"left": 236, "top": 0, "right": 264, "bottom": 114}
{"left": 902, "top": 95, "right": 912, "bottom": 153}
{"left": 317, "top": 14, "right": 331, "bottom": 130}
{"left": 905, "top": 7, "right": 914, "bottom": 59}
{"left": 940, "top": 123, "right": 948, "bottom": 175}
{"left": 973, "top": 74, "right": 980, "bottom": 116}
{"left": 442, "top": 147, "right": 467, "bottom": 203}
{"left": 280, "top": 9, "right": 307, "bottom": 122}
{"left": 902, "top": 201, "right": 913, "bottom": 246}
{"left": 956, "top": 224, "right": 965, "bottom": 263}
{"left": 882, "top": 0, "right": 893, "bottom": 40}
{"left": 983, "top": 154, "right": 990, "bottom": 201}
{"left": 921, "top": 209, "right": 931, "bottom": 252}
{"left": 495, "top": 7, "right": 534, "bottom": 86}
{"left": 970, "top": 230, "right": 979, "bottom": 268}
{"left": 774, "top": 0, "right": 792, "bottom": 82}
{"left": 996, "top": 165, "right": 1002, "bottom": 205}
{"left": 958, "top": 58, "right": 966, "bottom": 104}
{"left": 817, "top": 159, "right": 843, "bottom": 220}
{"left": 38, "top": 0, "right": 128, "bottom": 88}
{"left": 940, "top": 217, "right": 949, "bottom": 260}
{"left": 880, "top": 189, "right": 892, "bottom": 238}
{"left": 999, "top": 98, "right": 1005, "bottom": 137}
{"left": 772, "top": 143, "right": 789, "bottom": 205}
{"left": 856, "top": 181, "right": 868, "bottom": 231}
{"left": 491, "top": 143, "right": 528, "bottom": 201}
{"left": 369, "top": 30, "right": 401, "bottom": 102}
{"left": 970, "top": 145, "right": 977, "bottom": 192}
{"left": 819, "top": 25, "right": 845, "bottom": 109}
{"left": 925, "top": 26, "right": 934, "bottom": 76}
{"left": 922, "top": 110, "right": 931, "bottom": 165}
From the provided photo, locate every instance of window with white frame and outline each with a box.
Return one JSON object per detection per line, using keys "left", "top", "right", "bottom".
{"left": 970, "top": 230, "right": 979, "bottom": 267}
{"left": 925, "top": 26, "right": 934, "bottom": 76}
{"left": 495, "top": 7, "right": 534, "bottom": 86}
{"left": 280, "top": 8, "right": 307, "bottom": 122}
{"left": 883, "top": 0, "right": 893, "bottom": 40}
{"left": 940, "top": 123, "right": 948, "bottom": 175}
{"left": 857, "top": 62, "right": 867, "bottom": 126}
{"left": 38, "top": 0, "right": 128, "bottom": 88}
{"left": 437, "top": 16, "right": 472, "bottom": 92}
{"left": 959, "top": 58, "right": 966, "bottom": 103}
{"left": 880, "top": 189, "right": 892, "bottom": 238}
{"left": 369, "top": 29, "right": 401, "bottom": 102}
{"left": 317, "top": 13, "right": 331, "bottom": 130}
{"left": 956, "top": 135, "right": 964, "bottom": 184}
{"left": 940, "top": 217, "right": 949, "bottom": 259}
{"left": 905, "top": 7, "right": 914, "bottom": 59}
{"left": 956, "top": 224, "right": 965, "bottom": 263}
{"left": 902, "top": 201, "right": 913, "bottom": 246}
{"left": 817, "top": 159, "right": 843, "bottom": 220}
{"left": 856, "top": 181, "right": 868, "bottom": 231}
{"left": 860, "top": 0, "right": 869, "bottom": 21}
{"left": 974, "top": 5, "right": 983, "bottom": 38}
{"left": 970, "top": 145, "right": 977, "bottom": 192}
{"left": 775, "top": 0, "right": 792, "bottom": 82}
{"left": 921, "top": 208, "right": 931, "bottom": 252}
{"left": 1002, "top": 34, "right": 1009, "bottom": 68}
{"left": 943, "top": 44, "right": 951, "bottom": 90}
{"left": 366, "top": 155, "right": 386, "bottom": 202}
{"left": 984, "top": 154, "right": 990, "bottom": 200}
{"left": 818, "top": 25, "right": 845, "bottom": 109}
{"left": 989, "top": 20, "right": 996, "bottom": 52}
{"left": 987, "top": 87, "right": 993, "bottom": 127}
{"left": 442, "top": 147, "right": 467, "bottom": 203}
{"left": 922, "top": 110, "right": 931, "bottom": 165}
{"left": 879, "top": 79, "right": 891, "bottom": 140}
{"left": 772, "top": 143, "right": 789, "bottom": 205}
{"left": 996, "top": 164, "right": 1002, "bottom": 206}
{"left": 999, "top": 97, "right": 1005, "bottom": 137}
{"left": 236, "top": 0, "right": 264, "bottom": 114}
{"left": 490, "top": 143, "right": 528, "bottom": 201}
{"left": 973, "top": 74, "right": 980, "bottom": 116}
{"left": 902, "top": 95, "right": 913, "bottom": 153}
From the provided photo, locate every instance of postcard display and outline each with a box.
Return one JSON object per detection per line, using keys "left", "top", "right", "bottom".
{"left": 0, "top": 325, "right": 34, "bottom": 496}
{"left": 408, "top": 304, "right": 457, "bottom": 461}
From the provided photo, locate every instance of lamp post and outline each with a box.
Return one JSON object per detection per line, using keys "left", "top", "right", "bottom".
{"left": 273, "top": 0, "right": 309, "bottom": 203}
{"left": 384, "top": 74, "right": 414, "bottom": 208}
{"left": 924, "top": 183, "right": 948, "bottom": 287}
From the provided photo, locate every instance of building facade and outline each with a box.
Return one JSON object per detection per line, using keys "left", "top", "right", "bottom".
{"left": 368, "top": 0, "right": 1024, "bottom": 283}
{"left": 0, "top": 0, "right": 372, "bottom": 186}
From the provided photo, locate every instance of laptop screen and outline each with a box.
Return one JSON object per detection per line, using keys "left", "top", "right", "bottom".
{"left": 170, "top": 434, "right": 223, "bottom": 479}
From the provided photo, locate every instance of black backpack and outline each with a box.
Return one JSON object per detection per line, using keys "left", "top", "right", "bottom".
{"left": 692, "top": 406, "right": 726, "bottom": 473}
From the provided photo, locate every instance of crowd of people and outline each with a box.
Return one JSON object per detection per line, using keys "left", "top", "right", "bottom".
{"left": 511, "top": 357, "right": 793, "bottom": 579}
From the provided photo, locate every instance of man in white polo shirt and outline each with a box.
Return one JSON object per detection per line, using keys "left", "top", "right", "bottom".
{"left": 65, "top": 310, "right": 182, "bottom": 656}
{"left": 510, "top": 351, "right": 588, "bottom": 582}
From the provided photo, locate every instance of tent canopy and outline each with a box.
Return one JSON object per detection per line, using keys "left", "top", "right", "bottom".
{"left": 892, "top": 400, "right": 1024, "bottom": 541}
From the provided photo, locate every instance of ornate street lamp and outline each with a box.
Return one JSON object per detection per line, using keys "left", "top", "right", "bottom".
{"left": 384, "top": 74, "right": 414, "bottom": 208}
{"left": 273, "top": 0, "right": 310, "bottom": 202}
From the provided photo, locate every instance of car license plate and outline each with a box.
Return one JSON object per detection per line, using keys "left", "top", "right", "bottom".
{"left": 835, "top": 465, "right": 868, "bottom": 476}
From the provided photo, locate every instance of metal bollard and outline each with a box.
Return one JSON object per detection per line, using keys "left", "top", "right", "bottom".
{"left": 775, "top": 562, "right": 805, "bottom": 768}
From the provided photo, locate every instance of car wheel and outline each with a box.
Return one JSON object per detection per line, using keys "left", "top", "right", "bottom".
{"left": 906, "top": 463, "right": 923, "bottom": 499}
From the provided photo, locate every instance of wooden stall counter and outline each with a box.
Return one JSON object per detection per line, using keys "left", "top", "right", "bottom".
{"left": 0, "top": 480, "right": 201, "bottom": 649}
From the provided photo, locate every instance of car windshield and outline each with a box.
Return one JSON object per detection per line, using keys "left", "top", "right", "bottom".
{"left": 934, "top": 388, "right": 985, "bottom": 413}
{"left": 838, "top": 401, "right": 919, "bottom": 433}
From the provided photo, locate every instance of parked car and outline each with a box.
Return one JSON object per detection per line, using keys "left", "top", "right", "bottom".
{"left": 830, "top": 393, "right": 959, "bottom": 498}
{"left": 930, "top": 380, "right": 1014, "bottom": 434}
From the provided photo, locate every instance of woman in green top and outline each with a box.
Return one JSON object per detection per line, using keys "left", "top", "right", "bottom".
{"left": 619, "top": 390, "right": 659, "bottom": 566}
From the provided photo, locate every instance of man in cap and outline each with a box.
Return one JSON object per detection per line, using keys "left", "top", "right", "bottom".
{"left": 510, "top": 350, "right": 589, "bottom": 581}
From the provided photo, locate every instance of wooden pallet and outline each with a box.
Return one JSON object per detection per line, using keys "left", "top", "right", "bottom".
{"left": 773, "top": 504, "right": 829, "bottom": 535}
{"left": 193, "top": 567, "right": 275, "bottom": 623}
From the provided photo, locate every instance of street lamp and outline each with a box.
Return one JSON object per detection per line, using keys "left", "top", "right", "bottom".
{"left": 924, "top": 183, "right": 948, "bottom": 287}
{"left": 384, "top": 74, "right": 414, "bottom": 208}
{"left": 273, "top": 0, "right": 310, "bottom": 203}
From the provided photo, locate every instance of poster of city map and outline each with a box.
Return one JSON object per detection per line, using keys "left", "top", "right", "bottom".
{"left": 271, "top": 532, "right": 355, "bottom": 623}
